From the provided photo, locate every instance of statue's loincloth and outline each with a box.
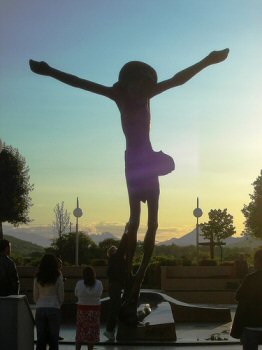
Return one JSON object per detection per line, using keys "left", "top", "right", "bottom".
{"left": 125, "top": 149, "right": 175, "bottom": 202}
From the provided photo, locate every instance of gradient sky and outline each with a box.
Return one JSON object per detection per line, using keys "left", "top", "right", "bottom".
{"left": 1, "top": 0, "right": 262, "bottom": 243}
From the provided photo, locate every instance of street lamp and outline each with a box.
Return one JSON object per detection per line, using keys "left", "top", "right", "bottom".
{"left": 193, "top": 197, "right": 203, "bottom": 263}
{"left": 73, "top": 197, "right": 83, "bottom": 266}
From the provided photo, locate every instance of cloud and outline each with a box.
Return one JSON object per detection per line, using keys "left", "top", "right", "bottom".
{"left": 3, "top": 223, "right": 54, "bottom": 247}
{"left": 86, "top": 221, "right": 194, "bottom": 242}
{"left": 3, "top": 221, "right": 195, "bottom": 247}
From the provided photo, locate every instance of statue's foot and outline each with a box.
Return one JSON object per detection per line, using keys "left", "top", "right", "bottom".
{"left": 119, "top": 300, "right": 138, "bottom": 327}
{"left": 137, "top": 303, "right": 152, "bottom": 321}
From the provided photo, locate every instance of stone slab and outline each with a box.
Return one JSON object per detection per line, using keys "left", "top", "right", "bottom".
{"left": 116, "top": 301, "right": 176, "bottom": 341}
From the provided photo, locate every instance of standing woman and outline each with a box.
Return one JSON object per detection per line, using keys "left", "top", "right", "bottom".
{"left": 75, "top": 266, "right": 103, "bottom": 350}
{"left": 33, "top": 254, "right": 64, "bottom": 350}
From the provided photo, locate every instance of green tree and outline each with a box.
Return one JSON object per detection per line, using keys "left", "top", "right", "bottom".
{"left": 242, "top": 170, "right": 262, "bottom": 240}
{"left": 201, "top": 209, "right": 236, "bottom": 259}
{"left": 49, "top": 231, "right": 98, "bottom": 265}
{"left": 0, "top": 143, "right": 34, "bottom": 239}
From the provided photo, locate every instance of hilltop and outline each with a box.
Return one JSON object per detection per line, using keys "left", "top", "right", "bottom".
{"left": 4, "top": 228, "right": 261, "bottom": 254}
{"left": 157, "top": 228, "right": 262, "bottom": 248}
{"left": 4, "top": 234, "right": 45, "bottom": 257}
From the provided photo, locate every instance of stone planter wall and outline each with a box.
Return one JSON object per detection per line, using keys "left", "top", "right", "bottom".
{"left": 17, "top": 265, "right": 242, "bottom": 304}
{"left": 161, "top": 266, "right": 240, "bottom": 304}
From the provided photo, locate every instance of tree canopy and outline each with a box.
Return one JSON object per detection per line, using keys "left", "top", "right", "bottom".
{"left": 201, "top": 208, "right": 236, "bottom": 259}
{"left": 242, "top": 170, "right": 262, "bottom": 240}
{"left": 0, "top": 144, "right": 33, "bottom": 239}
{"left": 48, "top": 231, "right": 99, "bottom": 265}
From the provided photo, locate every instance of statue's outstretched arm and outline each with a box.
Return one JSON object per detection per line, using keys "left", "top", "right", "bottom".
{"left": 29, "top": 60, "right": 114, "bottom": 99}
{"left": 152, "top": 48, "right": 229, "bottom": 96}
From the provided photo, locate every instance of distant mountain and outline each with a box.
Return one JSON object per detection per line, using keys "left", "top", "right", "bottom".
{"left": 3, "top": 231, "right": 117, "bottom": 257}
{"left": 5, "top": 234, "right": 45, "bottom": 256}
{"left": 225, "top": 235, "right": 262, "bottom": 248}
{"left": 3, "top": 224, "right": 119, "bottom": 247}
{"left": 157, "top": 229, "right": 200, "bottom": 246}
{"left": 89, "top": 232, "right": 118, "bottom": 244}
{"left": 3, "top": 224, "right": 53, "bottom": 247}
{"left": 4, "top": 222, "right": 261, "bottom": 250}
{"left": 158, "top": 228, "right": 262, "bottom": 248}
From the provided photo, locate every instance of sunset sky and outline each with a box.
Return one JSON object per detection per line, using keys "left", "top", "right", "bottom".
{"left": 1, "top": 0, "right": 262, "bottom": 244}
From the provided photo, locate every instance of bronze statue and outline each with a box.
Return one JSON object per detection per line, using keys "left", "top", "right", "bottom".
{"left": 29, "top": 48, "right": 229, "bottom": 325}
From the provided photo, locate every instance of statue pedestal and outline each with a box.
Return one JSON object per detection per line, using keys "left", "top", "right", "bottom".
{"left": 101, "top": 289, "right": 231, "bottom": 343}
{"left": 0, "top": 295, "right": 34, "bottom": 350}
{"left": 117, "top": 301, "right": 176, "bottom": 341}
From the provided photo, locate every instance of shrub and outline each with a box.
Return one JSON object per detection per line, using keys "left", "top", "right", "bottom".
{"left": 220, "top": 260, "right": 234, "bottom": 266}
{"left": 91, "top": 258, "right": 108, "bottom": 266}
{"left": 142, "top": 262, "right": 161, "bottom": 289}
{"left": 199, "top": 259, "right": 217, "bottom": 266}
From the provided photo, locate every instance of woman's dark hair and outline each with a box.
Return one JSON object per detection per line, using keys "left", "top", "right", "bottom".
{"left": 36, "top": 254, "right": 60, "bottom": 286}
{"left": 83, "top": 266, "right": 96, "bottom": 288}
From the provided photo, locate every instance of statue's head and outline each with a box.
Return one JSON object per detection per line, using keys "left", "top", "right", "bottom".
{"left": 117, "top": 61, "right": 157, "bottom": 97}
{"left": 107, "top": 245, "right": 117, "bottom": 258}
{"left": 119, "top": 61, "right": 157, "bottom": 85}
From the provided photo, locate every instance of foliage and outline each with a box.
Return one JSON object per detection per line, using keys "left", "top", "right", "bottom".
{"left": 199, "top": 259, "right": 217, "bottom": 266}
{"left": 153, "top": 243, "right": 197, "bottom": 263}
{"left": 0, "top": 144, "right": 34, "bottom": 238}
{"left": 151, "top": 255, "right": 181, "bottom": 266}
{"left": 48, "top": 231, "right": 99, "bottom": 265}
{"left": 201, "top": 208, "right": 236, "bottom": 259}
{"left": 142, "top": 261, "right": 161, "bottom": 289}
{"left": 13, "top": 255, "right": 42, "bottom": 266}
{"left": 53, "top": 201, "right": 70, "bottom": 236}
{"left": 242, "top": 170, "right": 262, "bottom": 240}
{"left": 7, "top": 229, "right": 260, "bottom": 267}
{"left": 91, "top": 258, "right": 108, "bottom": 266}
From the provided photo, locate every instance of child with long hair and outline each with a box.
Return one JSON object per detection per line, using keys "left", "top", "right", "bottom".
{"left": 75, "top": 266, "right": 103, "bottom": 350}
{"left": 33, "top": 254, "right": 64, "bottom": 350}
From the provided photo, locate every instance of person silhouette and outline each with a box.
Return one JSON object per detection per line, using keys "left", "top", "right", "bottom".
{"left": 231, "top": 249, "right": 262, "bottom": 350}
{"left": 29, "top": 48, "right": 229, "bottom": 323}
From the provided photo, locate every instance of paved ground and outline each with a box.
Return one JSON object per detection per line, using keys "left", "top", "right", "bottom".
{"left": 32, "top": 303, "right": 262, "bottom": 349}
{"left": 56, "top": 318, "right": 246, "bottom": 349}
{"left": 58, "top": 345, "right": 245, "bottom": 350}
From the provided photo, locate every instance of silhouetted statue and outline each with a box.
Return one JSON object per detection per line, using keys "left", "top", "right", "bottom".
{"left": 29, "top": 48, "right": 229, "bottom": 325}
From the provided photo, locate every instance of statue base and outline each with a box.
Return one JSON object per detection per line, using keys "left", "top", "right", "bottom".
{"left": 117, "top": 301, "right": 176, "bottom": 341}
{"left": 100, "top": 289, "right": 231, "bottom": 342}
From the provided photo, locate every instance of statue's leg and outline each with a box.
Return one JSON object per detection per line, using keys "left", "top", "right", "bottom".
{"left": 120, "top": 194, "right": 159, "bottom": 326}
{"left": 126, "top": 196, "right": 141, "bottom": 275}
{"left": 119, "top": 196, "right": 140, "bottom": 326}
{"left": 131, "top": 194, "right": 159, "bottom": 293}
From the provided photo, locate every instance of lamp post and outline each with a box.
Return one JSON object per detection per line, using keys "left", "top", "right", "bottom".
{"left": 193, "top": 197, "right": 203, "bottom": 264}
{"left": 73, "top": 197, "right": 83, "bottom": 266}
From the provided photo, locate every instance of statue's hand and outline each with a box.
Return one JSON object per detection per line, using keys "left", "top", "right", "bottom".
{"left": 29, "top": 59, "right": 50, "bottom": 75}
{"left": 207, "top": 48, "right": 229, "bottom": 64}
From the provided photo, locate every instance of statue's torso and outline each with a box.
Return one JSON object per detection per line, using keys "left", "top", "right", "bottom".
{"left": 115, "top": 92, "right": 152, "bottom": 151}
